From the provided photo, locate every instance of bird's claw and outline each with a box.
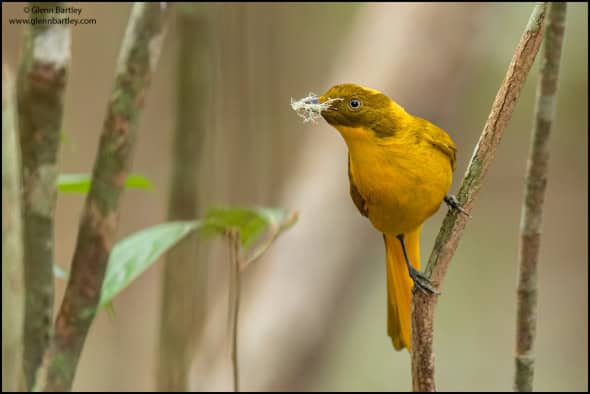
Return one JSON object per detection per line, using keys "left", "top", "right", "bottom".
{"left": 444, "top": 194, "right": 471, "bottom": 218}
{"left": 408, "top": 266, "right": 440, "bottom": 295}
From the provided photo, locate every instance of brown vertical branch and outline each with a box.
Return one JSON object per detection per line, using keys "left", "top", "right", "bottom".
{"left": 157, "top": 5, "right": 210, "bottom": 391}
{"left": 411, "top": 4, "right": 548, "bottom": 392}
{"left": 514, "top": 3, "right": 566, "bottom": 392}
{"left": 16, "top": 3, "right": 70, "bottom": 387}
{"left": 35, "top": 4, "right": 169, "bottom": 392}
{"left": 2, "top": 65, "right": 26, "bottom": 392}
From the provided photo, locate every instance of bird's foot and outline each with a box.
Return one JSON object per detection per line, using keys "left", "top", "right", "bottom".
{"left": 444, "top": 194, "right": 471, "bottom": 218}
{"left": 408, "top": 266, "right": 440, "bottom": 295}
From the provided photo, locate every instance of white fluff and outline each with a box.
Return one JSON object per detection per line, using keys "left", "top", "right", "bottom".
{"left": 290, "top": 93, "right": 342, "bottom": 123}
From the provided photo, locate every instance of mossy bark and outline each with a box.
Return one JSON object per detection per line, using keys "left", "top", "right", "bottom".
{"left": 411, "top": 4, "right": 548, "bottom": 391}
{"left": 515, "top": 3, "right": 567, "bottom": 392}
{"left": 36, "top": 4, "right": 170, "bottom": 391}
{"left": 3, "top": 65, "right": 26, "bottom": 392}
{"left": 15, "top": 3, "right": 71, "bottom": 388}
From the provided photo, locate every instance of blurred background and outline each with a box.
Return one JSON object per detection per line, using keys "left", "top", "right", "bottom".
{"left": 2, "top": 2, "right": 587, "bottom": 391}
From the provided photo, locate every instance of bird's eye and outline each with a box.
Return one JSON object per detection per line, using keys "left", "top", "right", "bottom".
{"left": 348, "top": 98, "right": 361, "bottom": 110}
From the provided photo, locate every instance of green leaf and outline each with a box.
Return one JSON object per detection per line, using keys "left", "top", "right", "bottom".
{"left": 96, "top": 206, "right": 297, "bottom": 310}
{"left": 124, "top": 174, "right": 153, "bottom": 190}
{"left": 98, "top": 221, "right": 199, "bottom": 309}
{"left": 251, "top": 207, "right": 297, "bottom": 233}
{"left": 241, "top": 209, "right": 298, "bottom": 267}
{"left": 57, "top": 173, "right": 153, "bottom": 193}
{"left": 200, "top": 206, "right": 294, "bottom": 249}
{"left": 57, "top": 173, "right": 92, "bottom": 193}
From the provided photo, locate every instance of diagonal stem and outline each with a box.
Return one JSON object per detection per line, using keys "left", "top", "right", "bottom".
{"left": 410, "top": 3, "right": 548, "bottom": 391}
{"left": 34, "top": 4, "right": 169, "bottom": 391}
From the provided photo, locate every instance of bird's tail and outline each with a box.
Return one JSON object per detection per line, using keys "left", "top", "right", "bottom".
{"left": 384, "top": 226, "right": 422, "bottom": 351}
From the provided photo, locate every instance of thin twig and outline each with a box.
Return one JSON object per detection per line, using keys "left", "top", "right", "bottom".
{"left": 240, "top": 211, "right": 298, "bottom": 271}
{"left": 411, "top": 4, "right": 548, "bottom": 391}
{"left": 35, "top": 4, "right": 169, "bottom": 391}
{"left": 2, "top": 64, "right": 26, "bottom": 392}
{"left": 515, "top": 3, "right": 566, "bottom": 392}
{"left": 226, "top": 230, "right": 241, "bottom": 392}
{"left": 15, "top": 3, "right": 70, "bottom": 388}
{"left": 157, "top": 6, "right": 209, "bottom": 391}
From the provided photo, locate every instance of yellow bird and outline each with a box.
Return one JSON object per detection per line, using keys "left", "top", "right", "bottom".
{"left": 315, "top": 83, "right": 463, "bottom": 351}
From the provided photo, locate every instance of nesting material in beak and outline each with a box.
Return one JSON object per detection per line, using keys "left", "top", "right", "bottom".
{"left": 290, "top": 93, "right": 342, "bottom": 123}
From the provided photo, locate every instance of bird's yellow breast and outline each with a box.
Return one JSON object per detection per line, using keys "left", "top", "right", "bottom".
{"left": 337, "top": 125, "right": 452, "bottom": 235}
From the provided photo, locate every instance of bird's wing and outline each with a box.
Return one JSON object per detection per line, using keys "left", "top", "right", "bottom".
{"left": 348, "top": 154, "right": 369, "bottom": 217}
{"left": 419, "top": 120, "right": 457, "bottom": 171}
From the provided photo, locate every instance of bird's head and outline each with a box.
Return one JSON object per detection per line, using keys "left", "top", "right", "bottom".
{"left": 318, "top": 83, "right": 406, "bottom": 137}
{"left": 318, "top": 83, "right": 387, "bottom": 126}
{"left": 291, "top": 83, "right": 408, "bottom": 137}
